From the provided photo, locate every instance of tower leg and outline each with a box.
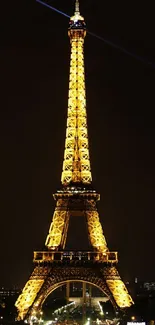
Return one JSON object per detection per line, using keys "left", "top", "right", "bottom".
{"left": 15, "top": 266, "right": 51, "bottom": 320}
{"left": 45, "top": 198, "right": 70, "bottom": 250}
{"left": 86, "top": 202, "right": 108, "bottom": 254}
{"left": 103, "top": 266, "right": 134, "bottom": 308}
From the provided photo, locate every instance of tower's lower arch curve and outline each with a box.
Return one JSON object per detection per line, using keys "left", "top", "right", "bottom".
{"left": 30, "top": 267, "right": 118, "bottom": 318}
{"left": 40, "top": 279, "right": 110, "bottom": 309}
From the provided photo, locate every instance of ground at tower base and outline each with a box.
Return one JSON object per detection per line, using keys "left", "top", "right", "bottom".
{"left": 1, "top": 281, "right": 155, "bottom": 325}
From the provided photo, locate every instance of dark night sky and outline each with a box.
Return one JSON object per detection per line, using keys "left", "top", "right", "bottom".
{"left": 0, "top": 0, "right": 155, "bottom": 288}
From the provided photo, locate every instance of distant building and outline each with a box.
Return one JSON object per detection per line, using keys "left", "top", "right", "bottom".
{"left": 143, "top": 282, "right": 155, "bottom": 292}
{"left": 0, "top": 288, "right": 21, "bottom": 321}
{"left": 0, "top": 288, "right": 20, "bottom": 298}
{"left": 124, "top": 279, "right": 155, "bottom": 321}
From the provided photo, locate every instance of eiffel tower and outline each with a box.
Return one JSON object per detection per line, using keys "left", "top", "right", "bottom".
{"left": 15, "top": 0, "right": 133, "bottom": 320}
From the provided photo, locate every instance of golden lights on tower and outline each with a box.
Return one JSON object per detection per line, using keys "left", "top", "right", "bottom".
{"left": 61, "top": 0, "right": 92, "bottom": 185}
{"left": 15, "top": 1, "right": 134, "bottom": 320}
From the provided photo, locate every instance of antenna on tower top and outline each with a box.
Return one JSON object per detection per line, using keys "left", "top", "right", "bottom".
{"left": 75, "top": 0, "right": 80, "bottom": 14}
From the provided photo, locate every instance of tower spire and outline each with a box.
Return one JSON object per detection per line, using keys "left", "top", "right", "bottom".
{"left": 61, "top": 1, "right": 91, "bottom": 185}
{"left": 75, "top": 0, "right": 80, "bottom": 15}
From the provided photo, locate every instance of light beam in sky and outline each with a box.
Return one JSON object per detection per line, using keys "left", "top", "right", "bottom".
{"left": 36, "top": 0, "right": 155, "bottom": 69}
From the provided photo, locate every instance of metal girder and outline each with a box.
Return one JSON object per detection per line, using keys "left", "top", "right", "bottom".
{"left": 103, "top": 266, "right": 134, "bottom": 308}
{"left": 86, "top": 209, "right": 108, "bottom": 254}
{"left": 106, "top": 279, "right": 133, "bottom": 308}
{"left": 45, "top": 199, "right": 70, "bottom": 250}
{"left": 15, "top": 266, "right": 50, "bottom": 320}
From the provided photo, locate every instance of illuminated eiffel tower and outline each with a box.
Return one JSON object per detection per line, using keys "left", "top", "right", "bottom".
{"left": 15, "top": 0, "right": 133, "bottom": 320}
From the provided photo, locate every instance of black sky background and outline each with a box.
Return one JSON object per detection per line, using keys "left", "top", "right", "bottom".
{"left": 0, "top": 0, "right": 155, "bottom": 288}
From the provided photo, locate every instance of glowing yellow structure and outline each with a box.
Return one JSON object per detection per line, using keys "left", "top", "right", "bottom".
{"left": 45, "top": 1, "right": 107, "bottom": 255}
{"left": 61, "top": 0, "right": 91, "bottom": 185}
{"left": 15, "top": 1, "right": 133, "bottom": 321}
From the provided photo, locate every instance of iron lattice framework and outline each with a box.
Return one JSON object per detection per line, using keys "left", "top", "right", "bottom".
{"left": 15, "top": 0, "right": 133, "bottom": 321}
{"left": 61, "top": 6, "right": 91, "bottom": 185}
